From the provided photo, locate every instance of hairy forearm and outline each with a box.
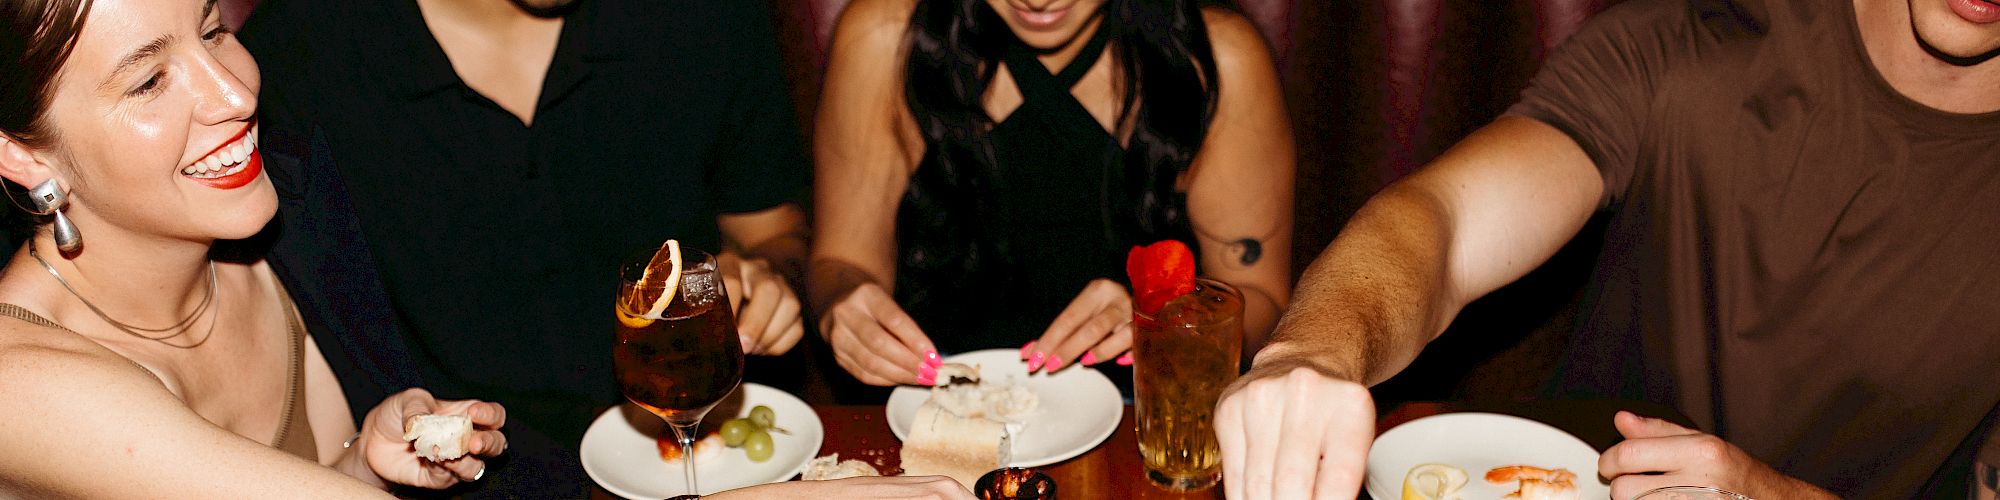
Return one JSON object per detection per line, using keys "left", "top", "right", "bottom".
{"left": 1255, "top": 185, "right": 1459, "bottom": 386}
{"left": 1761, "top": 469, "right": 1841, "bottom": 500}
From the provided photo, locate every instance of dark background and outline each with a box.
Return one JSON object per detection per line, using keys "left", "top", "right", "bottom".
{"left": 755, "top": 0, "right": 1620, "bottom": 407}
{"left": 205, "top": 0, "right": 1622, "bottom": 406}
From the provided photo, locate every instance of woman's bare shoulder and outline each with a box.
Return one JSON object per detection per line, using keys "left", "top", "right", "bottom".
{"left": 1198, "top": 7, "right": 1279, "bottom": 78}
{"left": 838, "top": 0, "right": 918, "bottom": 30}
{"left": 831, "top": 0, "right": 917, "bottom": 54}
{"left": 0, "top": 317, "right": 335, "bottom": 498}
{"left": 0, "top": 317, "right": 160, "bottom": 392}
{"left": 0, "top": 316, "right": 173, "bottom": 423}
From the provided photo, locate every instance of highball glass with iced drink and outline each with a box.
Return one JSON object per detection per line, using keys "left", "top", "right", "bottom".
{"left": 1132, "top": 278, "right": 1243, "bottom": 491}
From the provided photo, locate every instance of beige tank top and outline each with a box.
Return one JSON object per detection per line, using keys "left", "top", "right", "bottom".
{"left": 0, "top": 292, "right": 318, "bottom": 461}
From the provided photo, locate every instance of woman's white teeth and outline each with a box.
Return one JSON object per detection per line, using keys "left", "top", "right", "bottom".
{"left": 182, "top": 128, "right": 258, "bottom": 178}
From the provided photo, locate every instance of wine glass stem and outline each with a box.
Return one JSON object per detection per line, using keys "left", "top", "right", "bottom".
{"left": 668, "top": 421, "right": 700, "bottom": 495}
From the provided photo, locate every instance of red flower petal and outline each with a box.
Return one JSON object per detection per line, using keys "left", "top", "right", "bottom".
{"left": 1126, "top": 240, "right": 1197, "bottom": 316}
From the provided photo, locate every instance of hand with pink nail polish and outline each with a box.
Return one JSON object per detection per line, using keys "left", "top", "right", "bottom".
{"left": 916, "top": 355, "right": 944, "bottom": 386}
{"left": 1023, "top": 279, "right": 1134, "bottom": 374}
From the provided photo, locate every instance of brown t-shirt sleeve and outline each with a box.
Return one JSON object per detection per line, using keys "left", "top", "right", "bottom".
{"left": 1506, "top": 1, "right": 1696, "bottom": 209}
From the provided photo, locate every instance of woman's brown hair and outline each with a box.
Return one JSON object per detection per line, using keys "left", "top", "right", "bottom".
{"left": 1, "top": 0, "right": 90, "bottom": 237}
{"left": 2, "top": 0, "right": 91, "bottom": 148}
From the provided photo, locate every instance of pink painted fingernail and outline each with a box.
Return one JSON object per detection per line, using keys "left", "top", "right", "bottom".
{"left": 916, "top": 374, "right": 936, "bottom": 386}
{"left": 924, "top": 349, "right": 943, "bottom": 367}
{"left": 1026, "top": 352, "right": 1047, "bottom": 372}
{"left": 1115, "top": 353, "right": 1134, "bottom": 366}
{"left": 1045, "top": 356, "right": 1065, "bottom": 372}
{"left": 919, "top": 363, "right": 938, "bottom": 379}
{"left": 1081, "top": 352, "right": 1099, "bottom": 365}
{"left": 1019, "top": 341, "right": 1037, "bottom": 360}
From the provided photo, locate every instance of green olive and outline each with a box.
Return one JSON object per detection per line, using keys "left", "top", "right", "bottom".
{"left": 748, "top": 405, "right": 776, "bottom": 429}
{"left": 742, "top": 429, "right": 775, "bottom": 463}
{"left": 719, "top": 418, "right": 754, "bottom": 447}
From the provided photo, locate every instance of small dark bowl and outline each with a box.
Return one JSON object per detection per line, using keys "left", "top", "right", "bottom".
{"left": 974, "top": 467, "right": 1056, "bottom": 500}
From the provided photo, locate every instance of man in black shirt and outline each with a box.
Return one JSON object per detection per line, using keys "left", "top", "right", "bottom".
{"left": 242, "top": 0, "right": 810, "bottom": 494}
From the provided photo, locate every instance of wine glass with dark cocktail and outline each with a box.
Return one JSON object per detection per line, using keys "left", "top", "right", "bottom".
{"left": 613, "top": 240, "right": 744, "bottom": 495}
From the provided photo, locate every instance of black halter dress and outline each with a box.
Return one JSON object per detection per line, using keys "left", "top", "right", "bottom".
{"left": 895, "top": 25, "right": 1188, "bottom": 383}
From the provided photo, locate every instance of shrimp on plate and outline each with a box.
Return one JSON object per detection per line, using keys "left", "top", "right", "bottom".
{"left": 1486, "top": 465, "right": 1580, "bottom": 500}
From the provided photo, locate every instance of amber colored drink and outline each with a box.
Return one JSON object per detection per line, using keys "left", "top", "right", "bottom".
{"left": 611, "top": 247, "right": 742, "bottom": 495}
{"left": 1133, "top": 278, "right": 1242, "bottom": 492}
{"left": 613, "top": 266, "right": 744, "bottom": 424}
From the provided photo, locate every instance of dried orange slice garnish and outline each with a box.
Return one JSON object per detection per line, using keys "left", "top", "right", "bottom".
{"left": 641, "top": 240, "right": 683, "bottom": 319}
{"left": 616, "top": 307, "right": 654, "bottom": 329}
{"left": 615, "top": 240, "right": 684, "bottom": 329}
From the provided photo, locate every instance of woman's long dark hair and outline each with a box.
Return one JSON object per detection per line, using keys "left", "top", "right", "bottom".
{"left": 897, "top": 0, "right": 1228, "bottom": 308}
{"left": 1, "top": 0, "right": 89, "bottom": 145}
{"left": 2, "top": 0, "right": 92, "bottom": 238}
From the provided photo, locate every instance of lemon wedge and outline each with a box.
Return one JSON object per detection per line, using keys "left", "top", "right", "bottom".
{"left": 1401, "top": 463, "right": 1468, "bottom": 500}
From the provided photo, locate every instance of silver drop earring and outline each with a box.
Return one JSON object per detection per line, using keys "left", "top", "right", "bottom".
{"left": 27, "top": 179, "right": 81, "bottom": 253}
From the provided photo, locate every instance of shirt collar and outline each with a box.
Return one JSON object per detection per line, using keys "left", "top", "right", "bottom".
{"left": 359, "top": 0, "right": 620, "bottom": 100}
{"left": 356, "top": 0, "right": 460, "bottom": 99}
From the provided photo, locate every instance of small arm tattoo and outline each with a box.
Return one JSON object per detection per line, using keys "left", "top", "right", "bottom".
{"left": 1236, "top": 238, "right": 1262, "bottom": 266}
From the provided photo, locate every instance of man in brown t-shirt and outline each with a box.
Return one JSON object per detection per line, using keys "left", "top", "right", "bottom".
{"left": 1211, "top": 0, "right": 2000, "bottom": 499}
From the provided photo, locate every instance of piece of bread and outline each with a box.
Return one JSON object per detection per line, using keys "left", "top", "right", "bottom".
{"left": 802, "top": 453, "right": 882, "bottom": 481}
{"left": 403, "top": 414, "right": 473, "bottom": 462}
{"left": 926, "top": 367, "right": 1040, "bottom": 437}
{"left": 934, "top": 363, "right": 981, "bottom": 385}
{"left": 899, "top": 402, "right": 1010, "bottom": 488}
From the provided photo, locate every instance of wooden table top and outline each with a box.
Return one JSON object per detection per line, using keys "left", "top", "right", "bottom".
{"left": 591, "top": 400, "right": 1688, "bottom": 499}
{"left": 811, "top": 404, "right": 1222, "bottom": 500}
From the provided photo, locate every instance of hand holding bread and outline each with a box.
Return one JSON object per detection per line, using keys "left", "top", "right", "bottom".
{"left": 349, "top": 388, "right": 509, "bottom": 489}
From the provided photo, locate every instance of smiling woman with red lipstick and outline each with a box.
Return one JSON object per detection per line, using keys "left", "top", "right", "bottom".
{"left": 813, "top": 0, "right": 1294, "bottom": 390}
{"left": 0, "top": 0, "right": 509, "bottom": 496}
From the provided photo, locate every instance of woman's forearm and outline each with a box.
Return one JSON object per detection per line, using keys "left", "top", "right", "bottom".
{"left": 806, "top": 257, "right": 889, "bottom": 321}
{"left": 1237, "top": 283, "right": 1284, "bottom": 354}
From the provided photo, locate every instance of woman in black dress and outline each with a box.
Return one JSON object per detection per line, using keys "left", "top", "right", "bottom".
{"left": 812, "top": 0, "right": 1294, "bottom": 387}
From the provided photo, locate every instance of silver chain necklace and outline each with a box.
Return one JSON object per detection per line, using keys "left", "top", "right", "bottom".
{"left": 29, "top": 240, "right": 218, "bottom": 349}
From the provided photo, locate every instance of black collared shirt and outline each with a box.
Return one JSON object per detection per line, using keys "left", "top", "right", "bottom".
{"left": 244, "top": 0, "right": 806, "bottom": 447}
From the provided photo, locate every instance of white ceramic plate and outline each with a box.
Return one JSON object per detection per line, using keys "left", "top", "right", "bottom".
{"left": 581, "top": 383, "right": 825, "bottom": 498}
{"left": 1365, "top": 412, "right": 1610, "bottom": 500}
{"left": 886, "top": 348, "right": 1122, "bottom": 467}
